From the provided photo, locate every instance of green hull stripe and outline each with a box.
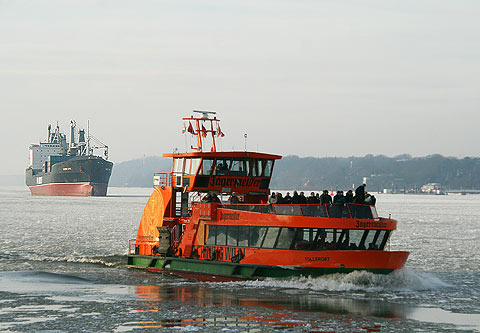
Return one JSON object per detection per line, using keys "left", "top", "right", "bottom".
{"left": 127, "top": 255, "right": 393, "bottom": 278}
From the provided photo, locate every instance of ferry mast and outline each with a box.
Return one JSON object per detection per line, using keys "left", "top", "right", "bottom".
{"left": 183, "top": 110, "right": 223, "bottom": 153}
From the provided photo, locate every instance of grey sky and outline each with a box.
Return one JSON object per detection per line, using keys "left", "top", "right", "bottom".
{"left": 1, "top": 0, "right": 479, "bottom": 175}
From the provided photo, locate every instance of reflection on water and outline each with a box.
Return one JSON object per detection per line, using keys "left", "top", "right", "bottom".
{"left": 131, "top": 283, "right": 411, "bottom": 329}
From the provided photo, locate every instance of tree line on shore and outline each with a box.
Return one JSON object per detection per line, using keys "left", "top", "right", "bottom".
{"left": 107, "top": 154, "right": 480, "bottom": 191}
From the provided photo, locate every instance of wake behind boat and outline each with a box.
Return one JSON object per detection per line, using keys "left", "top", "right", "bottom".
{"left": 127, "top": 111, "right": 409, "bottom": 280}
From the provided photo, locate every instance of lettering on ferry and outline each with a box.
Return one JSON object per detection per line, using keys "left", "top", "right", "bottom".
{"left": 305, "top": 256, "right": 330, "bottom": 262}
{"left": 356, "top": 221, "right": 387, "bottom": 228}
{"left": 209, "top": 176, "right": 262, "bottom": 189}
{"left": 192, "top": 245, "right": 245, "bottom": 263}
{"left": 220, "top": 212, "right": 240, "bottom": 221}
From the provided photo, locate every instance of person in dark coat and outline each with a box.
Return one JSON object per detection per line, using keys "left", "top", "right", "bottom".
{"left": 333, "top": 190, "right": 346, "bottom": 204}
{"left": 320, "top": 190, "right": 332, "bottom": 205}
{"left": 307, "top": 192, "right": 318, "bottom": 204}
{"left": 353, "top": 184, "right": 366, "bottom": 204}
{"left": 345, "top": 190, "right": 354, "bottom": 203}
{"left": 284, "top": 192, "right": 292, "bottom": 204}
{"left": 299, "top": 191, "right": 307, "bottom": 204}
{"left": 291, "top": 191, "right": 300, "bottom": 204}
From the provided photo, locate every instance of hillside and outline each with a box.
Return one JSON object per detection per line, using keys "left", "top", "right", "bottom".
{"left": 109, "top": 154, "right": 480, "bottom": 191}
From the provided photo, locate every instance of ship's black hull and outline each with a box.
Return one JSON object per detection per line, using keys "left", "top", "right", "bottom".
{"left": 25, "top": 156, "right": 113, "bottom": 196}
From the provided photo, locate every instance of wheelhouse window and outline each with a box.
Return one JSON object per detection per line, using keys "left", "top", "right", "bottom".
{"left": 262, "top": 160, "right": 274, "bottom": 177}
{"left": 230, "top": 159, "right": 249, "bottom": 176}
{"left": 213, "top": 158, "right": 231, "bottom": 176}
{"left": 184, "top": 158, "right": 191, "bottom": 175}
{"left": 251, "top": 159, "right": 262, "bottom": 177}
{"left": 200, "top": 158, "right": 215, "bottom": 175}
{"left": 173, "top": 158, "right": 184, "bottom": 173}
{"left": 190, "top": 158, "right": 201, "bottom": 175}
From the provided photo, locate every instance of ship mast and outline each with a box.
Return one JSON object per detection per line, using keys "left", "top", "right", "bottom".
{"left": 183, "top": 110, "right": 223, "bottom": 152}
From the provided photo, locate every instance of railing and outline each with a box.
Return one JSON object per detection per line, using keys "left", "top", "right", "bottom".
{"left": 153, "top": 172, "right": 173, "bottom": 187}
{"left": 221, "top": 203, "right": 377, "bottom": 220}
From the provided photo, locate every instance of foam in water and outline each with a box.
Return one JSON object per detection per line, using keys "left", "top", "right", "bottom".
{"left": 218, "top": 268, "right": 450, "bottom": 292}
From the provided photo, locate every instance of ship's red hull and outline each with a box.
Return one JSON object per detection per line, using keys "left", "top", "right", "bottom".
{"left": 28, "top": 182, "right": 108, "bottom": 196}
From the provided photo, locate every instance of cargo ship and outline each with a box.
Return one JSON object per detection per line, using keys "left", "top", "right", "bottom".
{"left": 127, "top": 111, "right": 409, "bottom": 280}
{"left": 25, "top": 121, "right": 113, "bottom": 196}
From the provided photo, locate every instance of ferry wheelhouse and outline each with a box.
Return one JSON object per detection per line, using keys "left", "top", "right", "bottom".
{"left": 127, "top": 112, "right": 409, "bottom": 280}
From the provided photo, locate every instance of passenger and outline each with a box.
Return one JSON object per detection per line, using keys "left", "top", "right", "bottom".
{"left": 365, "top": 193, "right": 376, "bottom": 205}
{"left": 315, "top": 193, "right": 321, "bottom": 202}
{"left": 230, "top": 192, "right": 240, "bottom": 204}
{"left": 276, "top": 193, "right": 285, "bottom": 204}
{"left": 291, "top": 191, "right": 300, "bottom": 204}
{"left": 284, "top": 192, "right": 292, "bottom": 204}
{"left": 268, "top": 192, "right": 277, "bottom": 204}
{"left": 320, "top": 190, "right": 332, "bottom": 205}
{"left": 299, "top": 191, "right": 307, "bottom": 204}
{"left": 333, "top": 190, "right": 346, "bottom": 204}
{"left": 307, "top": 192, "right": 317, "bottom": 204}
{"left": 353, "top": 184, "right": 366, "bottom": 204}
{"left": 345, "top": 190, "right": 354, "bottom": 203}
{"left": 211, "top": 193, "right": 221, "bottom": 203}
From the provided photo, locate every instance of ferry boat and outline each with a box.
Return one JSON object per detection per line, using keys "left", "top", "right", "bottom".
{"left": 127, "top": 112, "right": 409, "bottom": 280}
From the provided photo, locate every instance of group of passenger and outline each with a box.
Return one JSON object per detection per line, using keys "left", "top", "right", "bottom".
{"left": 268, "top": 184, "right": 376, "bottom": 206}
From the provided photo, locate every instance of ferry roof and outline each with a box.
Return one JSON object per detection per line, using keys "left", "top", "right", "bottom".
{"left": 163, "top": 151, "right": 282, "bottom": 160}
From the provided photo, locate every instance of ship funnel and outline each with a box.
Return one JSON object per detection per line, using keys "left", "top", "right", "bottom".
{"left": 78, "top": 129, "right": 85, "bottom": 143}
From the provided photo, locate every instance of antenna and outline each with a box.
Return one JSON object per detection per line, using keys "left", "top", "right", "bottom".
{"left": 244, "top": 133, "right": 248, "bottom": 151}
{"left": 193, "top": 110, "right": 216, "bottom": 119}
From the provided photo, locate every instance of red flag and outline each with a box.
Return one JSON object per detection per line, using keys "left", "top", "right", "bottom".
{"left": 201, "top": 124, "right": 207, "bottom": 138}
{"left": 217, "top": 125, "right": 225, "bottom": 137}
{"left": 187, "top": 122, "right": 195, "bottom": 134}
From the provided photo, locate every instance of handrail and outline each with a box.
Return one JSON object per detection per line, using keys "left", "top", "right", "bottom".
{"left": 153, "top": 172, "right": 173, "bottom": 187}
{"left": 220, "top": 203, "right": 378, "bottom": 220}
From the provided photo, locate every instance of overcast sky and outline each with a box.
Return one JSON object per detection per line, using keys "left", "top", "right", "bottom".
{"left": 1, "top": 0, "right": 479, "bottom": 175}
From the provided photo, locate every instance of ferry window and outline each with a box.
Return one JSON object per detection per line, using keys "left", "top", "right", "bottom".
{"left": 363, "top": 230, "right": 385, "bottom": 250}
{"left": 216, "top": 225, "right": 227, "bottom": 245}
{"left": 379, "top": 230, "right": 390, "bottom": 250}
{"left": 322, "top": 229, "right": 337, "bottom": 249}
{"left": 349, "top": 229, "right": 368, "bottom": 250}
{"left": 206, "top": 225, "right": 216, "bottom": 245}
{"left": 251, "top": 159, "right": 262, "bottom": 177}
{"left": 371, "top": 206, "right": 379, "bottom": 219}
{"left": 200, "top": 158, "right": 215, "bottom": 175}
{"left": 336, "top": 229, "right": 349, "bottom": 249}
{"left": 184, "top": 158, "right": 191, "bottom": 175}
{"left": 274, "top": 205, "right": 301, "bottom": 216}
{"left": 214, "top": 158, "right": 231, "bottom": 176}
{"left": 230, "top": 159, "right": 248, "bottom": 176}
{"left": 238, "top": 227, "right": 249, "bottom": 247}
{"left": 250, "top": 227, "right": 267, "bottom": 248}
{"left": 327, "top": 204, "right": 350, "bottom": 218}
{"left": 276, "top": 227, "right": 296, "bottom": 249}
{"left": 262, "top": 227, "right": 280, "bottom": 248}
{"left": 349, "top": 204, "right": 373, "bottom": 219}
{"left": 190, "top": 158, "right": 201, "bottom": 175}
{"left": 262, "top": 160, "right": 274, "bottom": 177}
{"left": 363, "top": 230, "right": 377, "bottom": 250}
{"left": 301, "top": 205, "right": 328, "bottom": 217}
{"left": 227, "top": 226, "right": 240, "bottom": 246}
{"left": 173, "top": 158, "right": 184, "bottom": 173}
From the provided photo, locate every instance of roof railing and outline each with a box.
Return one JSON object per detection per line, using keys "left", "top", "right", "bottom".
{"left": 220, "top": 203, "right": 378, "bottom": 220}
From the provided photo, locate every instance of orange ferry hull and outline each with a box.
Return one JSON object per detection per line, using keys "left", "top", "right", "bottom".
{"left": 127, "top": 250, "right": 409, "bottom": 281}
